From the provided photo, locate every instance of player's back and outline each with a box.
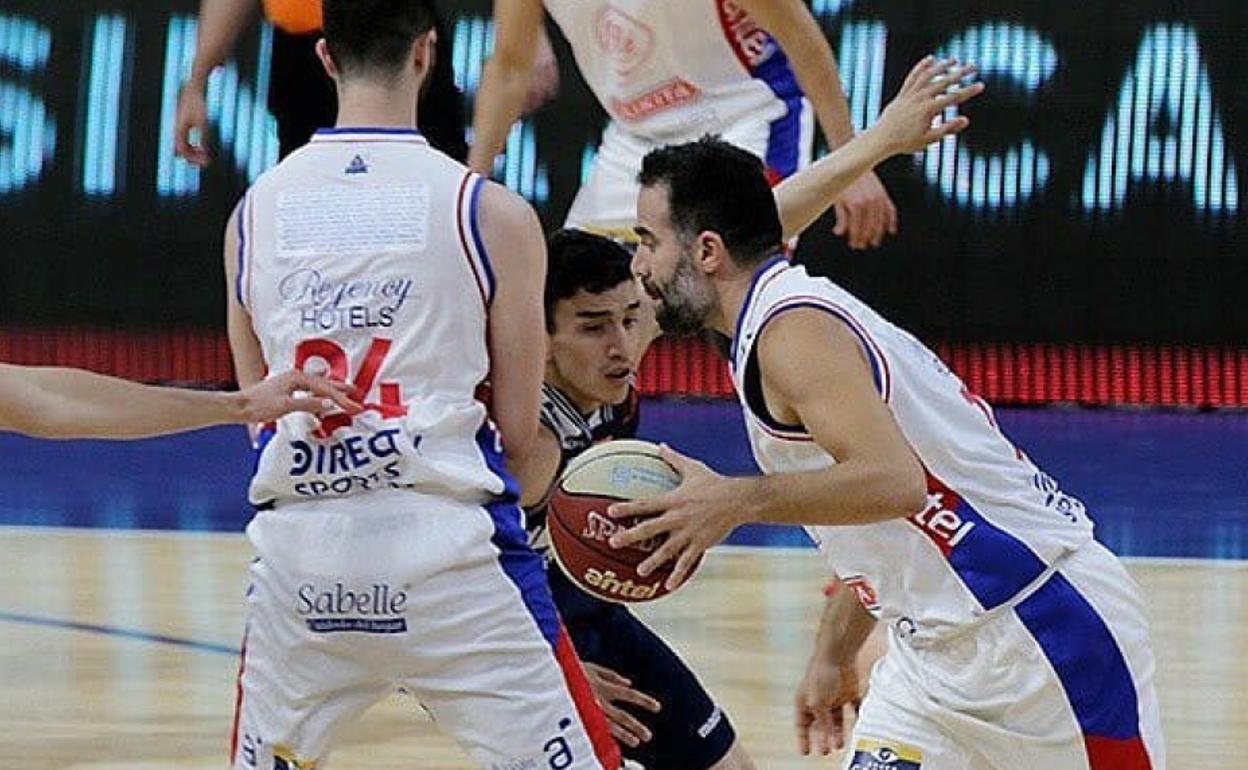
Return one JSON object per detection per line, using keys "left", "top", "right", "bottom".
{"left": 240, "top": 128, "right": 504, "bottom": 507}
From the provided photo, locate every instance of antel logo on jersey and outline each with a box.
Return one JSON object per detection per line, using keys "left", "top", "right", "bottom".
{"left": 610, "top": 77, "right": 701, "bottom": 122}
{"left": 594, "top": 6, "right": 654, "bottom": 75}
{"left": 909, "top": 491, "right": 976, "bottom": 557}
{"left": 296, "top": 581, "right": 408, "bottom": 634}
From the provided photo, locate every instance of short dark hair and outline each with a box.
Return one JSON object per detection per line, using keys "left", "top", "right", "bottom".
{"left": 322, "top": 0, "right": 437, "bottom": 79}
{"left": 637, "top": 136, "right": 783, "bottom": 268}
{"left": 545, "top": 229, "right": 635, "bottom": 332}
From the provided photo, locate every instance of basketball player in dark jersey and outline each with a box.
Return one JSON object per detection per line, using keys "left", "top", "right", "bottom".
{"left": 511, "top": 229, "right": 755, "bottom": 770}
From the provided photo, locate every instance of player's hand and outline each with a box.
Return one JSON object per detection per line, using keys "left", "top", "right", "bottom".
{"left": 582, "top": 661, "right": 661, "bottom": 749}
{"left": 794, "top": 654, "right": 861, "bottom": 755}
{"left": 175, "top": 79, "right": 212, "bottom": 167}
{"left": 234, "top": 370, "right": 362, "bottom": 424}
{"left": 873, "top": 56, "right": 984, "bottom": 157}
{"left": 606, "top": 444, "right": 752, "bottom": 590}
{"left": 831, "top": 171, "right": 897, "bottom": 250}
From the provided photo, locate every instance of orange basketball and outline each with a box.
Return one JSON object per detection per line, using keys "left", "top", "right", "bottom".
{"left": 547, "top": 440, "right": 698, "bottom": 603}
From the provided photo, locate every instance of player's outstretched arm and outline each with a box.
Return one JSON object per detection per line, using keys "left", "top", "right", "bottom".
{"left": 176, "top": 0, "right": 261, "bottom": 167}
{"left": 479, "top": 181, "right": 548, "bottom": 462}
{"left": 795, "top": 582, "right": 876, "bottom": 756}
{"left": 775, "top": 57, "right": 983, "bottom": 241}
{"left": 733, "top": 0, "right": 898, "bottom": 249}
{"left": 467, "top": 0, "right": 546, "bottom": 173}
{"left": 0, "top": 364, "right": 357, "bottom": 439}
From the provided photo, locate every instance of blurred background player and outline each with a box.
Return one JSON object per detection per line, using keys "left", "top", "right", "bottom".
{"left": 0, "top": 365, "right": 356, "bottom": 439}
{"left": 612, "top": 62, "right": 1164, "bottom": 769}
{"left": 470, "top": 0, "right": 897, "bottom": 250}
{"left": 514, "top": 228, "right": 753, "bottom": 768}
{"left": 175, "top": 0, "right": 472, "bottom": 161}
{"left": 219, "top": 0, "right": 617, "bottom": 767}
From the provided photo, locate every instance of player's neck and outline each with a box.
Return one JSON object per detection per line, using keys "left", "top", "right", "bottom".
{"left": 333, "top": 81, "right": 422, "bottom": 132}
{"left": 544, "top": 374, "right": 603, "bottom": 416}
{"left": 711, "top": 272, "right": 754, "bottom": 340}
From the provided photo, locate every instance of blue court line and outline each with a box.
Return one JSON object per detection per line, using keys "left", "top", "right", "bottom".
{"left": 0, "top": 610, "right": 238, "bottom": 656}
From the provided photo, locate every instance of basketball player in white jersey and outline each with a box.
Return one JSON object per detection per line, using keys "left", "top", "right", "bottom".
{"left": 0, "top": 364, "right": 355, "bottom": 438}
{"left": 470, "top": 0, "right": 897, "bottom": 250}
{"left": 610, "top": 59, "right": 1165, "bottom": 770}
{"left": 219, "top": 1, "right": 618, "bottom": 768}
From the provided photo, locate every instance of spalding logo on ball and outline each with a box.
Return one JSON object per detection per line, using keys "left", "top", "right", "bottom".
{"left": 547, "top": 439, "right": 701, "bottom": 603}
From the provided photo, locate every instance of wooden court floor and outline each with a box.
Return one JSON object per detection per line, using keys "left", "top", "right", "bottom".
{"left": 1, "top": 527, "right": 1244, "bottom": 769}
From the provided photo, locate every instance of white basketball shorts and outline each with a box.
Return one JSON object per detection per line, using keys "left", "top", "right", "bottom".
{"left": 844, "top": 540, "right": 1164, "bottom": 770}
{"left": 229, "top": 489, "right": 619, "bottom": 770}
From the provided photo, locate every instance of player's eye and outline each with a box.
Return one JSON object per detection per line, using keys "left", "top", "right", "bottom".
{"left": 623, "top": 316, "right": 639, "bottom": 329}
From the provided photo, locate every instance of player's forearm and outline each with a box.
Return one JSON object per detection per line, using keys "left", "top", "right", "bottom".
{"left": 189, "top": 0, "right": 259, "bottom": 85}
{"left": 731, "top": 458, "right": 924, "bottom": 528}
{"left": 774, "top": 128, "right": 890, "bottom": 240}
{"left": 811, "top": 583, "right": 877, "bottom": 665}
{"left": 467, "top": 59, "right": 534, "bottom": 173}
{"left": 0, "top": 366, "right": 243, "bottom": 439}
{"left": 789, "top": 46, "right": 855, "bottom": 150}
{"left": 228, "top": 328, "right": 266, "bottom": 389}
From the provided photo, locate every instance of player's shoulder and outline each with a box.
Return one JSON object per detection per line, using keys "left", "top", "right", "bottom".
{"left": 472, "top": 175, "right": 538, "bottom": 227}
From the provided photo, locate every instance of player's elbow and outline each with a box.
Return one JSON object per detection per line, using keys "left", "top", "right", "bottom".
{"left": 484, "top": 48, "right": 534, "bottom": 83}
{"left": 882, "top": 455, "right": 927, "bottom": 518}
{"left": 501, "top": 423, "right": 537, "bottom": 467}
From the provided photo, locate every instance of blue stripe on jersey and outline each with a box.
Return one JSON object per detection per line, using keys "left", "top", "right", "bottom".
{"left": 475, "top": 420, "right": 520, "bottom": 503}
{"left": 468, "top": 176, "right": 496, "bottom": 304}
{"left": 313, "top": 127, "right": 424, "bottom": 136}
{"left": 943, "top": 497, "right": 1049, "bottom": 609}
{"left": 476, "top": 421, "right": 560, "bottom": 648}
{"left": 1015, "top": 571, "right": 1144, "bottom": 741}
{"left": 234, "top": 194, "right": 247, "bottom": 307}
{"left": 731, "top": 255, "right": 788, "bottom": 371}
{"left": 750, "top": 43, "right": 804, "bottom": 178}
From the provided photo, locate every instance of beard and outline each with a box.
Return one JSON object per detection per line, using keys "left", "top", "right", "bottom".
{"left": 654, "top": 251, "right": 715, "bottom": 336}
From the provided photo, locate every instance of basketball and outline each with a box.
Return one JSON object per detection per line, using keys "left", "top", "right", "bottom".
{"left": 547, "top": 439, "right": 696, "bottom": 603}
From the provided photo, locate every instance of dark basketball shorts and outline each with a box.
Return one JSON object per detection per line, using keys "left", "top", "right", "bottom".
{"left": 549, "top": 565, "right": 737, "bottom": 770}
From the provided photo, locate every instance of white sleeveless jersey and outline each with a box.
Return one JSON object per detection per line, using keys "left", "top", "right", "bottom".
{"left": 544, "top": 0, "right": 805, "bottom": 145}
{"left": 730, "top": 258, "right": 1096, "bottom": 643}
{"left": 239, "top": 128, "right": 510, "bottom": 507}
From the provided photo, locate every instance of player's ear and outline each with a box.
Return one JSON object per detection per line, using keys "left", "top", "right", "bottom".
{"left": 694, "top": 231, "right": 727, "bottom": 274}
{"left": 315, "top": 38, "right": 338, "bottom": 81}
{"left": 412, "top": 29, "right": 437, "bottom": 80}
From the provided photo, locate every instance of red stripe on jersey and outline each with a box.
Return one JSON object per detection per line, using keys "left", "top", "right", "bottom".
{"left": 228, "top": 630, "right": 249, "bottom": 765}
{"left": 1085, "top": 734, "right": 1154, "bottom": 770}
{"left": 554, "top": 626, "right": 621, "bottom": 769}
{"left": 455, "top": 173, "right": 489, "bottom": 306}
